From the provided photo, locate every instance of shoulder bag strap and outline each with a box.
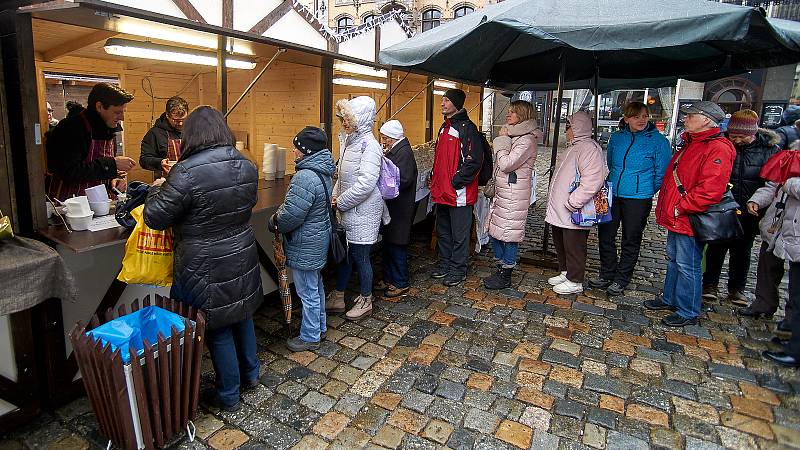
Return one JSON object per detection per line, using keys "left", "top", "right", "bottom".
{"left": 307, "top": 168, "right": 337, "bottom": 229}
{"left": 672, "top": 150, "right": 687, "bottom": 197}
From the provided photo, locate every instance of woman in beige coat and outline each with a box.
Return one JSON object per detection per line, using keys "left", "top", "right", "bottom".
{"left": 545, "top": 111, "right": 605, "bottom": 295}
{"left": 484, "top": 100, "right": 542, "bottom": 290}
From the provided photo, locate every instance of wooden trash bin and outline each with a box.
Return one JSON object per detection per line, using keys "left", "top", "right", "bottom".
{"left": 68, "top": 295, "right": 206, "bottom": 450}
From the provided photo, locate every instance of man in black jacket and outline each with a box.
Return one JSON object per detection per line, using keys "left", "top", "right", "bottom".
{"left": 46, "top": 83, "right": 136, "bottom": 201}
{"left": 703, "top": 110, "right": 779, "bottom": 305}
{"left": 140, "top": 96, "right": 188, "bottom": 177}
{"left": 775, "top": 105, "right": 800, "bottom": 150}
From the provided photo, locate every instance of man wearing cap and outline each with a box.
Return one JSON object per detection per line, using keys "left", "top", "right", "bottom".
{"left": 647, "top": 101, "right": 736, "bottom": 327}
{"left": 269, "top": 126, "right": 335, "bottom": 352}
{"left": 703, "top": 110, "right": 779, "bottom": 307}
{"left": 377, "top": 120, "right": 418, "bottom": 298}
{"left": 429, "top": 88, "right": 485, "bottom": 286}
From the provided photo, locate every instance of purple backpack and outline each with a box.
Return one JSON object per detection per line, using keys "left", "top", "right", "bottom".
{"left": 378, "top": 156, "right": 400, "bottom": 199}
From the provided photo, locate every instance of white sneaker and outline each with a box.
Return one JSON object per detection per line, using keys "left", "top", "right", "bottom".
{"left": 548, "top": 271, "right": 568, "bottom": 286}
{"left": 345, "top": 295, "right": 372, "bottom": 321}
{"left": 553, "top": 280, "right": 584, "bottom": 295}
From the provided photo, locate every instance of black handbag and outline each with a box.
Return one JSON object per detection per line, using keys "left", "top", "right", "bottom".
{"left": 310, "top": 170, "right": 348, "bottom": 263}
{"left": 672, "top": 151, "right": 743, "bottom": 243}
{"left": 115, "top": 181, "right": 151, "bottom": 228}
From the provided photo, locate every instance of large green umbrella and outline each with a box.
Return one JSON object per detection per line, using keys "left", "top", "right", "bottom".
{"left": 380, "top": 0, "right": 800, "bottom": 92}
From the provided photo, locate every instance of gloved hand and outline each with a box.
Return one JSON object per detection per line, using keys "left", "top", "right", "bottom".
{"left": 268, "top": 213, "right": 278, "bottom": 233}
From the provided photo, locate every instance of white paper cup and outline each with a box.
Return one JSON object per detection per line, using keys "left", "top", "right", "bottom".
{"left": 65, "top": 197, "right": 91, "bottom": 216}
{"left": 66, "top": 212, "right": 93, "bottom": 231}
{"left": 85, "top": 185, "right": 109, "bottom": 203}
{"left": 235, "top": 141, "right": 245, "bottom": 151}
{"left": 89, "top": 200, "right": 111, "bottom": 216}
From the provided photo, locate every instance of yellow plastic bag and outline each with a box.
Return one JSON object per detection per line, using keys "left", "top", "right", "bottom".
{"left": 117, "top": 205, "right": 173, "bottom": 286}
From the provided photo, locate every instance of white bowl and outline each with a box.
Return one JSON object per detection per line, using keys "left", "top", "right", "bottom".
{"left": 66, "top": 212, "right": 93, "bottom": 231}
{"left": 89, "top": 200, "right": 111, "bottom": 216}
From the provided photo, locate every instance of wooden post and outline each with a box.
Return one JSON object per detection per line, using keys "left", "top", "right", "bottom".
{"left": 425, "top": 76, "right": 434, "bottom": 142}
{"left": 320, "top": 57, "right": 334, "bottom": 149}
{"left": 217, "top": 35, "right": 228, "bottom": 116}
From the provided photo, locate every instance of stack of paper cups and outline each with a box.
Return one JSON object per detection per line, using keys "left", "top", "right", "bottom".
{"left": 263, "top": 143, "right": 277, "bottom": 180}
{"left": 276, "top": 147, "right": 287, "bottom": 179}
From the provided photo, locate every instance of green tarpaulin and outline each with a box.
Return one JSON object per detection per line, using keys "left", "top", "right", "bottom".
{"left": 379, "top": 0, "right": 800, "bottom": 92}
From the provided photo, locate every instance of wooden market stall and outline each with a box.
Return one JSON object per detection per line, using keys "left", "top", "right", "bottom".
{"left": 0, "top": 0, "right": 396, "bottom": 430}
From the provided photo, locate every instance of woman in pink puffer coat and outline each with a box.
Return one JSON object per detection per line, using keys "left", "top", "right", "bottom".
{"left": 545, "top": 111, "right": 606, "bottom": 295}
{"left": 484, "top": 101, "right": 542, "bottom": 290}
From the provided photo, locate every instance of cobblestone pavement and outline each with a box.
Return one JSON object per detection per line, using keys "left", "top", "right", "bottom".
{"left": 3, "top": 156, "right": 800, "bottom": 450}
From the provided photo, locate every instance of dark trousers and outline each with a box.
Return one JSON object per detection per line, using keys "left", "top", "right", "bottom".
{"left": 703, "top": 213, "right": 760, "bottom": 292}
{"left": 785, "top": 262, "right": 800, "bottom": 357}
{"left": 552, "top": 226, "right": 589, "bottom": 282}
{"left": 752, "top": 242, "right": 795, "bottom": 321}
{"left": 597, "top": 197, "right": 652, "bottom": 287}
{"left": 383, "top": 242, "right": 410, "bottom": 289}
{"left": 205, "top": 318, "right": 260, "bottom": 407}
{"left": 335, "top": 243, "right": 373, "bottom": 296}
{"left": 436, "top": 204, "right": 473, "bottom": 277}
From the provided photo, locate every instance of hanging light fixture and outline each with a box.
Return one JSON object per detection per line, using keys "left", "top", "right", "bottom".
{"left": 103, "top": 38, "right": 256, "bottom": 69}
{"left": 333, "top": 61, "right": 388, "bottom": 78}
{"left": 332, "top": 77, "right": 387, "bottom": 90}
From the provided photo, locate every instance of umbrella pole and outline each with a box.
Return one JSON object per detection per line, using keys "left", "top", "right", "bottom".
{"left": 593, "top": 62, "right": 599, "bottom": 140}
{"left": 541, "top": 53, "right": 567, "bottom": 254}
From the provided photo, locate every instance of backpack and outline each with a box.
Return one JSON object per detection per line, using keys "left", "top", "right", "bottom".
{"left": 455, "top": 121, "right": 492, "bottom": 186}
{"left": 378, "top": 156, "right": 401, "bottom": 199}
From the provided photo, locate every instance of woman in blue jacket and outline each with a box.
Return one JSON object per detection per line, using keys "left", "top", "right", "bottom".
{"left": 588, "top": 102, "right": 672, "bottom": 296}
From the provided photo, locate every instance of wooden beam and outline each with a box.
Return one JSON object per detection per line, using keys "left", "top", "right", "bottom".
{"left": 222, "top": 0, "right": 233, "bottom": 28}
{"left": 320, "top": 57, "right": 333, "bottom": 149}
{"left": 171, "top": 0, "right": 207, "bottom": 24}
{"left": 41, "top": 30, "right": 117, "bottom": 62}
{"left": 217, "top": 35, "right": 228, "bottom": 115}
{"left": 248, "top": 0, "right": 292, "bottom": 35}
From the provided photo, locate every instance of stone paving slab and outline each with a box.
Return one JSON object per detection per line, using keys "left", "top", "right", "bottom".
{"left": 2, "top": 227, "right": 800, "bottom": 449}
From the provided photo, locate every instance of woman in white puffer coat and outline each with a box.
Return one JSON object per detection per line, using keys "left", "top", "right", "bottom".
{"left": 483, "top": 100, "right": 541, "bottom": 290}
{"left": 325, "top": 96, "right": 385, "bottom": 321}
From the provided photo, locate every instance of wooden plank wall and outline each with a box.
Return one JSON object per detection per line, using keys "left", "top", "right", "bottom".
{"left": 389, "top": 72, "right": 428, "bottom": 147}
{"left": 35, "top": 56, "right": 202, "bottom": 183}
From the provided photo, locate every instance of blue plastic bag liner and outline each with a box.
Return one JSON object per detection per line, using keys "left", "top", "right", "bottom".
{"left": 87, "top": 306, "right": 187, "bottom": 364}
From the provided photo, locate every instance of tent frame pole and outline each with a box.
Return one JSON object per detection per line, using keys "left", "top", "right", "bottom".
{"left": 225, "top": 48, "right": 286, "bottom": 119}
{"left": 541, "top": 52, "right": 567, "bottom": 254}
{"left": 593, "top": 61, "right": 599, "bottom": 140}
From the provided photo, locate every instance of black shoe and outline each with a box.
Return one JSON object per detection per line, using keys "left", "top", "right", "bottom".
{"left": 737, "top": 306, "right": 774, "bottom": 319}
{"left": 484, "top": 268, "right": 512, "bottom": 290}
{"left": 202, "top": 392, "right": 242, "bottom": 412}
{"left": 662, "top": 313, "right": 698, "bottom": 327}
{"left": 443, "top": 273, "right": 466, "bottom": 287}
{"left": 771, "top": 336, "right": 790, "bottom": 346}
{"left": 241, "top": 378, "right": 260, "bottom": 392}
{"left": 606, "top": 282, "right": 625, "bottom": 297}
{"left": 431, "top": 266, "right": 448, "bottom": 279}
{"left": 762, "top": 350, "right": 800, "bottom": 368}
{"left": 777, "top": 319, "right": 792, "bottom": 332}
{"left": 286, "top": 336, "right": 320, "bottom": 352}
{"left": 587, "top": 277, "right": 612, "bottom": 289}
{"left": 643, "top": 298, "right": 674, "bottom": 311}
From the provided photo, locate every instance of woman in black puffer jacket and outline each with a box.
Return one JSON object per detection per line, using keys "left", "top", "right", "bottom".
{"left": 144, "top": 106, "right": 262, "bottom": 412}
{"left": 703, "top": 110, "right": 779, "bottom": 306}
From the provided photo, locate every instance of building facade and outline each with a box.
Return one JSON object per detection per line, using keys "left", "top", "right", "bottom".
{"left": 326, "top": 0, "right": 493, "bottom": 35}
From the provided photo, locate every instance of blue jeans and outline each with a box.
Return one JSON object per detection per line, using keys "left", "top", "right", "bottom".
{"left": 335, "top": 243, "right": 373, "bottom": 296}
{"left": 205, "top": 318, "right": 260, "bottom": 407}
{"left": 491, "top": 238, "right": 519, "bottom": 268}
{"left": 291, "top": 268, "right": 326, "bottom": 342}
{"left": 383, "top": 243, "right": 409, "bottom": 288}
{"left": 662, "top": 231, "right": 704, "bottom": 319}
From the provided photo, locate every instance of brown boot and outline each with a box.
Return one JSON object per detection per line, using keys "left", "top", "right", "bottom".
{"left": 385, "top": 285, "right": 409, "bottom": 298}
{"left": 325, "top": 290, "right": 345, "bottom": 313}
{"left": 702, "top": 285, "right": 718, "bottom": 301}
{"left": 727, "top": 290, "right": 749, "bottom": 307}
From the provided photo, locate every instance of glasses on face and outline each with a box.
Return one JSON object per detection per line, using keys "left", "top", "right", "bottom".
{"left": 565, "top": 123, "right": 572, "bottom": 130}
{"left": 169, "top": 116, "right": 185, "bottom": 123}
{"left": 47, "top": 109, "right": 54, "bottom": 113}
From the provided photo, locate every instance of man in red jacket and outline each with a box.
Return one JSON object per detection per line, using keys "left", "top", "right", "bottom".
{"left": 430, "top": 89, "right": 484, "bottom": 286}
{"left": 646, "top": 101, "right": 735, "bottom": 326}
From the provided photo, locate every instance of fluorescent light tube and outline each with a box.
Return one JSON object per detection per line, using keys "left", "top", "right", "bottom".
{"left": 103, "top": 38, "right": 256, "bottom": 69}
{"left": 334, "top": 61, "right": 387, "bottom": 78}
{"left": 434, "top": 80, "right": 457, "bottom": 89}
{"left": 433, "top": 90, "right": 446, "bottom": 96}
{"left": 333, "top": 77, "right": 387, "bottom": 90}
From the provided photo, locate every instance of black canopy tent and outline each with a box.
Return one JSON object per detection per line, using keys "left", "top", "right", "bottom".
{"left": 380, "top": 0, "right": 800, "bottom": 259}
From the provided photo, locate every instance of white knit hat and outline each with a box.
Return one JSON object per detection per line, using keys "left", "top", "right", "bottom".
{"left": 379, "top": 120, "right": 404, "bottom": 140}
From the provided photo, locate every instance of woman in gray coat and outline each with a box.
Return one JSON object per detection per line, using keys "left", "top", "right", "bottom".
{"left": 326, "top": 96, "right": 385, "bottom": 321}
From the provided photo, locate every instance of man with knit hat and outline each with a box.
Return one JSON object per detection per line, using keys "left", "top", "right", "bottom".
{"left": 377, "top": 120, "right": 418, "bottom": 297}
{"left": 270, "top": 126, "right": 336, "bottom": 352}
{"left": 702, "top": 110, "right": 779, "bottom": 307}
{"left": 430, "top": 88, "right": 485, "bottom": 286}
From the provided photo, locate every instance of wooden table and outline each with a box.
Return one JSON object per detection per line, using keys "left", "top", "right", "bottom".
{"left": 32, "top": 179, "right": 291, "bottom": 408}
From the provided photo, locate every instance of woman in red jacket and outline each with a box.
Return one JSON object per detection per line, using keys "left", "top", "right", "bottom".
{"left": 646, "top": 101, "right": 735, "bottom": 327}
